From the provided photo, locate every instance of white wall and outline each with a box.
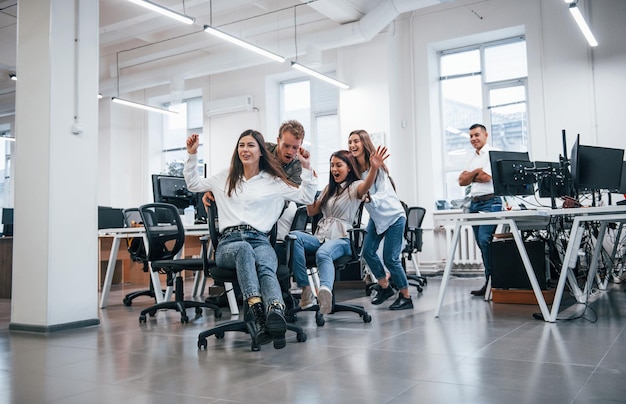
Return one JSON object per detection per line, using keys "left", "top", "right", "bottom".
{"left": 98, "top": 0, "right": 626, "bottom": 265}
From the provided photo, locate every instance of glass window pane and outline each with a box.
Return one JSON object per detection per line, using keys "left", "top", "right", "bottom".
{"left": 441, "top": 75, "right": 482, "bottom": 108}
{"left": 484, "top": 41, "right": 527, "bottom": 82}
{"left": 186, "top": 97, "right": 203, "bottom": 129}
{"left": 489, "top": 102, "right": 528, "bottom": 152}
{"left": 489, "top": 85, "right": 525, "bottom": 107}
{"left": 314, "top": 114, "right": 340, "bottom": 190}
{"left": 440, "top": 49, "right": 480, "bottom": 77}
{"left": 283, "top": 81, "right": 310, "bottom": 112}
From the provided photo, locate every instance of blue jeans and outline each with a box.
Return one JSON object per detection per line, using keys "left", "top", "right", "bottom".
{"left": 362, "top": 217, "right": 409, "bottom": 291}
{"left": 215, "top": 230, "right": 283, "bottom": 309}
{"left": 469, "top": 197, "right": 502, "bottom": 279}
{"left": 290, "top": 231, "right": 351, "bottom": 290}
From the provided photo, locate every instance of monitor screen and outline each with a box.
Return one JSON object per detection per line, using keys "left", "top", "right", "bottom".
{"left": 151, "top": 174, "right": 196, "bottom": 212}
{"left": 2, "top": 208, "right": 13, "bottom": 236}
{"left": 571, "top": 144, "right": 624, "bottom": 191}
{"left": 489, "top": 151, "right": 534, "bottom": 197}
{"left": 535, "top": 161, "right": 571, "bottom": 198}
{"left": 619, "top": 161, "right": 626, "bottom": 194}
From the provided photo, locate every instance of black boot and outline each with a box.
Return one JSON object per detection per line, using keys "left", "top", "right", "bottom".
{"left": 470, "top": 283, "right": 488, "bottom": 297}
{"left": 266, "top": 302, "right": 287, "bottom": 350}
{"left": 249, "top": 302, "right": 272, "bottom": 346}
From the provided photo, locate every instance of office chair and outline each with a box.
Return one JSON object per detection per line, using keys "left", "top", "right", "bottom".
{"left": 137, "top": 203, "right": 221, "bottom": 324}
{"left": 121, "top": 208, "right": 160, "bottom": 307}
{"left": 365, "top": 204, "right": 427, "bottom": 296}
{"left": 285, "top": 203, "right": 372, "bottom": 327}
{"left": 197, "top": 203, "right": 307, "bottom": 351}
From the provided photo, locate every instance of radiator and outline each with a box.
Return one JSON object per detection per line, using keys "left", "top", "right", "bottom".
{"left": 444, "top": 225, "right": 483, "bottom": 266}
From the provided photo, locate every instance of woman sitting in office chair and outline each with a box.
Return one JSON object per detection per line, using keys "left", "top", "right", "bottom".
{"left": 289, "top": 148, "right": 388, "bottom": 315}
{"left": 183, "top": 131, "right": 317, "bottom": 350}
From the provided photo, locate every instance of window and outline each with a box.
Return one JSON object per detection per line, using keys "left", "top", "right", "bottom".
{"left": 439, "top": 36, "right": 528, "bottom": 200}
{"left": 280, "top": 78, "right": 339, "bottom": 190}
{"left": 161, "top": 97, "right": 203, "bottom": 176}
{"left": 0, "top": 124, "right": 12, "bottom": 210}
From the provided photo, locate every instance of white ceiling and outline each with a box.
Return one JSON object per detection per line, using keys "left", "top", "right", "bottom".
{"left": 0, "top": 0, "right": 454, "bottom": 117}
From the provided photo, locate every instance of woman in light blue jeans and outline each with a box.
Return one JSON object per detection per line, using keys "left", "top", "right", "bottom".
{"left": 349, "top": 129, "right": 413, "bottom": 311}
{"left": 290, "top": 148, "right": 388, "bottom": 315}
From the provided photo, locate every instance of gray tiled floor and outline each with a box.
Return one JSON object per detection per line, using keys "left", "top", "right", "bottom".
{"left": 1, "top": 276, "right": 625, "bottom": 404}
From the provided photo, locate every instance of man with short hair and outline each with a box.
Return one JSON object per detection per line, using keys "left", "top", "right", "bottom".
{"left": 458, "top": 124, "right": 502, "bottom": 297}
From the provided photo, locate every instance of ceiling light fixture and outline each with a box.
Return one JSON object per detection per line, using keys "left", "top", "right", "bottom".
{"left": 203, "top": 25, "right": 285, "bottom": 63}
{"left": 127, "top": 0, "right": 195, "bottom": 25}
{"left": 291, "top": 61, "right": 350, "bottom": 90}
{"left": 112, "top": 97, "right": 178, "bottom": 116}
{"left": 9, "top": 73, "right": 16, "bottom": 81}
{"left": 568, "top": 1, "right": 598, "bottom": 47}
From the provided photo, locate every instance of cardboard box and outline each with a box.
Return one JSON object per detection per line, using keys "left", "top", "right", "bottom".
{"left": 492, "top": 288, "right": 556, "bottom": 305}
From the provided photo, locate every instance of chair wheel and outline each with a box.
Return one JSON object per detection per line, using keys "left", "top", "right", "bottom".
{"left": 139, "top": 314, "right": 146, "bottom": 323}
{"left": 216, "top": 331, "right": 225, "bottom": 339}
{"left": 286, "top": 312, "right": 296, "bottom": 322}
{"left": 362, "top": 313, "right": 372, "bottom": 323}
{"left": 195, "top": 307, "right": 203, "bottom": 316}
{"left": 251, "top": 343, "right": 261, "bottom": 352}
{"left": 123, "top": 297, "right": 132, "bottom": 307}
{"left": 148, "top": 310, "right": 157, "bottom": 317}
{"left": 214, "top": 310, "right": 223, "bottom": 319}
{"left": 315, "top": 312, "right": 325, "bottom": 327}
{"left": 297, "top": 332, "right": 307, "bottom": 343}
{"left": 181, "top": 315, "right": 189, "bottom": 324}
{"left": 198, "top": 338, "right": 207, "bottom": 350}
{"left": 423, "top": 278, "right": 428, "bottom": 285}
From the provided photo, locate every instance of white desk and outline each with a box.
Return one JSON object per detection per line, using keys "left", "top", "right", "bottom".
{"left": 98, "top": 224, "right": 209, "bottom": 309}
{"left": 434, "top": 206, "right": 626, "bottom": 322}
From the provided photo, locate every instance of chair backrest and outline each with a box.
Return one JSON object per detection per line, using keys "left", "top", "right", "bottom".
{"left": 138, "top": 203, "right": 185, "bottom": 262}
{"left": 404, "top": 206, "right": 426, "bottom": 252}
{"left": 406, "top": 206, "right": 426, "bottom": 229}
{"left": 122, "top": 208, "right": 147, "bottom": 264}
{"left": 290, "top": 205, "right": 309, "bottom": 232}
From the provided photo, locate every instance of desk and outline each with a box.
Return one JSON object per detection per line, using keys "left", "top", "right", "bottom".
{"left": 98, "top": 224, "right": 209, "bottom": 309}
{"left": 434, "top": 206, "right": 626, "bottom": 323}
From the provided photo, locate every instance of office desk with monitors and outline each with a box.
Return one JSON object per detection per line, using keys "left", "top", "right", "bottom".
{"left": 434, "top": 206, "right": 626, "bottom": 323}
{"left": 98, "top": 224, "right": 209, "bottom": 309}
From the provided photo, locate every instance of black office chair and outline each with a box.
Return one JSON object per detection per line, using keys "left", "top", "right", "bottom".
{"left": 401, "top": 206, "right": 428, "bottom": 292}
{"left": 285, "top": 203, "right": 372, "bottom": 327}
{"left": 121, "top": 208, "right": 161, "bottom": 307}
{"left": 137, "top": 203, "right": 221, "bottom": 324}
{"left": 197, "top": 203, "right": 307, "bottom": 351}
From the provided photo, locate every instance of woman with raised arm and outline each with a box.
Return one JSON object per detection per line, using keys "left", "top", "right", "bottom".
{"left": 183, "top": 130, "right": 317, "bottom": 349}
{"left": 289, "top": 147, "right": 388, "bottom": 315}
{"left": 349, "top": 129, "right": 413, "bottom": 310}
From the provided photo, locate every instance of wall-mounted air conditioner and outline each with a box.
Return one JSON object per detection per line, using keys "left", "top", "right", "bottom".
{"left": 205, "top": 95, "right": 254, "bottom": 117}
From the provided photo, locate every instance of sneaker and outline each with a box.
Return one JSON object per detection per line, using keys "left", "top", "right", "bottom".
{"left": 389, "top": 294, "right": 413, "bottom": 310}
{"left": 317, "top": 286, "right": 333, "bottom": 315}
{"left": 299, "top": 287, "right": 316, "bottom": 309}
{"left": 266, "top": 302, "right": 288, "bottom": 350}
{"left": 371, "top": 285, "right": 394, "bottom": 305}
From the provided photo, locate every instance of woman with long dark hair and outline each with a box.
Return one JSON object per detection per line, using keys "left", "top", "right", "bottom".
{"left": 184, "top": 130, "right": 317, "bottom": 349}
{"left": 289, "top": 148, "right": 388, "bottom": 315}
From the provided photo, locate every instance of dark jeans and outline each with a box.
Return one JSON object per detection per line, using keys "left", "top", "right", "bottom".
{"left": 469, "top": 197, "right": 502, "bottom": 280}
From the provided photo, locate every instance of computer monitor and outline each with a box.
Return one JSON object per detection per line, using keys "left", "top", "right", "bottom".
{"left": 2, "top": 208, "right": 13, "bottom": 236}
{"left": 535, "top": 161, "right": 571, "bottom": 198}
{"left": 619, "top": 161, "right": 626, "bottom": 194}
{"left": 489, "top": 151, "right": 535, "bottom": 197}
{"left": 151, "top": 174, "right": 196, "bottom": 212}
{"left": 570, "top": 141, "right": 624, "bottom": 192}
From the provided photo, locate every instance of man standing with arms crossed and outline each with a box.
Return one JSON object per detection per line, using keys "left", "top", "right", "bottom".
{"left": 458, "top": 124, "right": 502, "bottom": 297}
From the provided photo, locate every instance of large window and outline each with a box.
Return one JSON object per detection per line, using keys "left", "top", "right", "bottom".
{"left": 161, "top": 97, "right": 203, "bottom": 176}
{"left": 280, "top": 78, "right": 339, "bottom": 190}
{"left": 0, "top": 124, "right": 12, "bottom": 210}
{"left": 440, "top": 36, "right": 528, "bottom": 200}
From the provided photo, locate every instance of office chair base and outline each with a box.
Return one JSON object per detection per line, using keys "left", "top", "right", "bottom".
{"left": 286, "top": 302, "right": 372, "bottom": 327}
{"left": 123, "top": 288, "right": 167, "bottom": 307}
{"left": 139, "top": 300, "right": 222, "bottom": 324}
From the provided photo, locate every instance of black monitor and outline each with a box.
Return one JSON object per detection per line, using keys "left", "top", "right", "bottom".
{"left": 489, "top": 151, "right": 535, "bottom": 197}
{"left": 570, "top": 140, "right": 624, "bottom": 192}
{"left": 535, "top": 161, "right": 571, "bottom": 198}
{"left": 619, "top": 161, "right": 626, "bottom": 194}
{"left": 151, "top": 174, "right": 196, "bottom": 212}
{"left": 2, "top": 208, "right": 13, "bottom": 236}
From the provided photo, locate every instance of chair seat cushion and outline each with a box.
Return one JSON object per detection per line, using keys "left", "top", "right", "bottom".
{"left": 151, "top": 258, "right": 204, "bottom": 273}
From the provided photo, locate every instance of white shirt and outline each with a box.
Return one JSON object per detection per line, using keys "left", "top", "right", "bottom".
{"left": 466, "top": 143, "right": 495, "bottom": 197}
{"left": 183, "top": 153, "right": 317, "bottom": 233}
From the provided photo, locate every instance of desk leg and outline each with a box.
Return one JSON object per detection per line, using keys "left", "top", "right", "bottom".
{"left": 100, "top": 237, "right": 121, "bottom": 309}
{"left": 434, "top": 222, "right": 461, "bottom": 318}
{"left": 550, "top": 218, "right": 583, "bottom": 322}
{"left": 596, "top": 221, "right": 623, "bottom": 290}
{"left": 584, "top": 221, "right": 607, "bottom": 296}
{"left": 509, "top": 221, "right": 551, "bottom": 322}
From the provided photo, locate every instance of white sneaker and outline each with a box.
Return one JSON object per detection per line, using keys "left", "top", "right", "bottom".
{"left": 299, "top": 287, "right": 316, "bottom": 309}
{"left": 317, "top": 286, "right": 333, "bottom": 315}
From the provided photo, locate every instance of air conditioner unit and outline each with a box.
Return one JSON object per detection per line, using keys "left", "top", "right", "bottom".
{"left": 205, "top": 95, "right": 254, "bottom": 117}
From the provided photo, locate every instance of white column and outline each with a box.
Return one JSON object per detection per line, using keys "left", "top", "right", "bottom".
{"left": 10, "top": 0, "right": 99, "bottom": 331}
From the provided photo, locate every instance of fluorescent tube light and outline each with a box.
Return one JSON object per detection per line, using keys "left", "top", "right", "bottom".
{"left": 127, "top": 0, "right": 195, "bottom": 25}
{"left": 291, "top": 61, "right": 350, "bottom": 90}
{"left": 112, "top": 97, "right": 178, "bottom": 116}
{"left": 203, "top": 25, "right": 285, "bottom": 63}
{"left": 569, "top": 3, "right": 598, "bottom": 47}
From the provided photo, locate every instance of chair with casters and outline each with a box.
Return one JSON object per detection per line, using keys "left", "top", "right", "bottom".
{"left": 197, "top": 202, "right": 307, "bottom": 351}
{"left": 401, "top": 206, "right": 428, "bottom": 292}
{"left": 137, "top": 203, "right": 221, "bottom": 324}
{"left": 285, "top": 202, "right": 372, "bottom": 327}
{"left": 121, "top": 208, "right": 161, "bottom": 307}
